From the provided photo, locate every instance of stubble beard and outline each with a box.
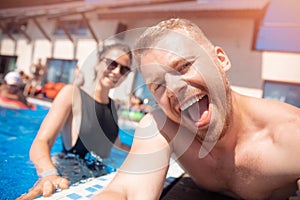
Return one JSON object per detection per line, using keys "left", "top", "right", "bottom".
{"left": 195, "top": 80, "right": 232, "bottom": 143}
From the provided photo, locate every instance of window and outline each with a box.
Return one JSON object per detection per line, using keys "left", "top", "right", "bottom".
{"left": 45, "top": 58, "right": 77, "bottom": 84}
{"left": 54, "top": 20, "right": 88, "bottom": 35}
{"left": 0, "top": 55, "right": 17, "bottom": 81}
{"left": 263, "top": 80, "right": 300, "bottom": 108}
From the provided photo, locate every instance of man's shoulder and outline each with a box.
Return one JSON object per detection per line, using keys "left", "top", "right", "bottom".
{"left": 253, "top": 97, "right": 299, "bottom": 120}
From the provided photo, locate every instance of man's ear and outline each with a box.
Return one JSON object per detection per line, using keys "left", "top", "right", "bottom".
{"left": 215, "top": 46, "right": 231, "bottom": 72}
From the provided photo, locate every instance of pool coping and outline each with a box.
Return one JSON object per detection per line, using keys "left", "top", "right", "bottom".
{"left": 36, "top": 160, "right": 184, "bottom": 200}
{"left": 28, "top": 97, "right": 52, "bottom": 108}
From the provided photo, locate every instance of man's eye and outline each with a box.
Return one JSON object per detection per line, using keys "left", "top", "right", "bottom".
{"left": 179, "top": 61, "right": 192, "bottom": 72}
{"left": 151, "top": 83, "right": 164, "bottom": 92}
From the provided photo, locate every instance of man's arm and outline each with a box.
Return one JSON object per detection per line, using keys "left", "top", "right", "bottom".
{"left": 92, "top": 112, "right": 172, "bottom": 200}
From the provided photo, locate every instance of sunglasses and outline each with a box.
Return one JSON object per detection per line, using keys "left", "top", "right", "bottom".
{"left": 103, "top": 58, "right": 131, "bottom": 75}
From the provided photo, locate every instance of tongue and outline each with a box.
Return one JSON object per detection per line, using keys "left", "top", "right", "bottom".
{"left": 187, "top": 95, "right": 208, "bottom": 122}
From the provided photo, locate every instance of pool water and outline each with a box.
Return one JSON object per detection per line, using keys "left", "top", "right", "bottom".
{"left": 0, "top": 104, "right": 129, "bottom": 200}
{"left": 0, "top": 105, "right": 51, "bottom": 199}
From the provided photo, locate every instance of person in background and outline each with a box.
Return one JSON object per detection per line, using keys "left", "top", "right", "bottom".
{"left": 125, "top": 93, "right": 151, "bottom": 113}
{"left": 92, "top": 18, "right": 300, "bottom": 200}
{"left": 17, "top": 40, "right": 133, "bottom": 199}
{"left": 128, "top": 93, "right": 144, "bottom": 111}
{"left": 24, "top": 58, "right": 46, "bottom": 97}
{"left": 19, "top": 70, "right": 30, "bottom": 92}
{"left": 0, "top": 71, "right": 34, "bottom": 109}
{"left": 73, "top": 65, "right": 85, "bottom": 87}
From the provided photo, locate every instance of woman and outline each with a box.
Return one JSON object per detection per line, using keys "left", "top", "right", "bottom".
{"left": 17, "top": 40, "right": 132, "bottom": 199}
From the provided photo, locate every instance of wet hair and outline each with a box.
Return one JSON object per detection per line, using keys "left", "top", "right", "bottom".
{"left": 134, "top": 18, "right": 214, "bottom": 66}
{"left": 94, "top": 39, "right": 132, "bottom": 80}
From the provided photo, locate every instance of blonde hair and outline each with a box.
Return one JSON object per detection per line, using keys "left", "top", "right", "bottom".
{"left": 134, "top": 18, "right": 214, "bottom": 65}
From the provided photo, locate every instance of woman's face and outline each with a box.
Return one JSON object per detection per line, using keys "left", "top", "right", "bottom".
{"left": 98, "top": 48, "right": 131, "bottom": 89}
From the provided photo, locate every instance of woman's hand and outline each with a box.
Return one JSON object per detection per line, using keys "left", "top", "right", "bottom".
{"left": 17, "top": 175, "right": 69, "bottom": 200}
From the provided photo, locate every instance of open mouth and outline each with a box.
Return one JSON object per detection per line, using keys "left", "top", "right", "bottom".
{"left": 181, "top": 94, "right": 210, "bottom": 127}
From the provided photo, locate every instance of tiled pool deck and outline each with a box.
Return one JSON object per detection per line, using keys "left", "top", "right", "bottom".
{"left": 36, "top": 161, "right": 184, "bottom": 200}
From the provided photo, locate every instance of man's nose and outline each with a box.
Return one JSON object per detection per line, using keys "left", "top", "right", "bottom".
{"left": 165, "top": 73, "right": 187, "bottom": 97}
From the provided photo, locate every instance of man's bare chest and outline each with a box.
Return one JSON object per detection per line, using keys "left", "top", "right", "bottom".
{"left": 174, "top": 142, "right": 297, "bottom": 199}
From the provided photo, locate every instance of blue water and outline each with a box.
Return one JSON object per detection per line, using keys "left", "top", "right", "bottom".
{"left": 0, "top": 105, "right": 51, "bottom": 199}
{"left": 0, "top": 104, "right": 129, "bottom": 200}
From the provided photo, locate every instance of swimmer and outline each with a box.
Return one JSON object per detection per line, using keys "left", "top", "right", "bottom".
{"left": 0, "top": 71, "right": 33, "bottom": 109}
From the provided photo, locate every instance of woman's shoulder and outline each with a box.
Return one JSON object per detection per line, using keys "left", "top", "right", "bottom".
{"left": 52, "top": 84, "right": 81, "bottom": 105}
{"left": 58, "top": 84, "right": 82, "bottom": 95}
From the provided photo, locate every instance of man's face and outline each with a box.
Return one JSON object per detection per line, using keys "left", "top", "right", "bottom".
{"left": 140, "top": 31, "right": 229, "bottom": 145}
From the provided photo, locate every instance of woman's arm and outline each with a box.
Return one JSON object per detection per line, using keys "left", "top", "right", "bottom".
{"left": 17, "top": 85, "right": 76, "bottom": 199}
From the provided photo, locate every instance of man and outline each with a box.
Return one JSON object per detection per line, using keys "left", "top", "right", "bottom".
{"left": 0, "top": 71, "right": 33, "bottom": 109}
{"left": 92, "top": 18, "right": 300, "bottom": 200}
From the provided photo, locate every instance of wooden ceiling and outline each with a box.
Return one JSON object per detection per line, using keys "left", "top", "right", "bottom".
{"left": 0, "top": 0, "right": 270, "bottom": 44}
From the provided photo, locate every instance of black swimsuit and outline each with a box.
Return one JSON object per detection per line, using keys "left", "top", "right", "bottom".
{"left": 63, "top": 89, "right": 119, "bottom": 158}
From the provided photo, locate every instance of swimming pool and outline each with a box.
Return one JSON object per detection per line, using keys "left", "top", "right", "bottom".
{"left": 0, "top": 104, "right": 50, "bottom": 199}
{"left": 0, "top": 101, "right": 129, "bottom": 200}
